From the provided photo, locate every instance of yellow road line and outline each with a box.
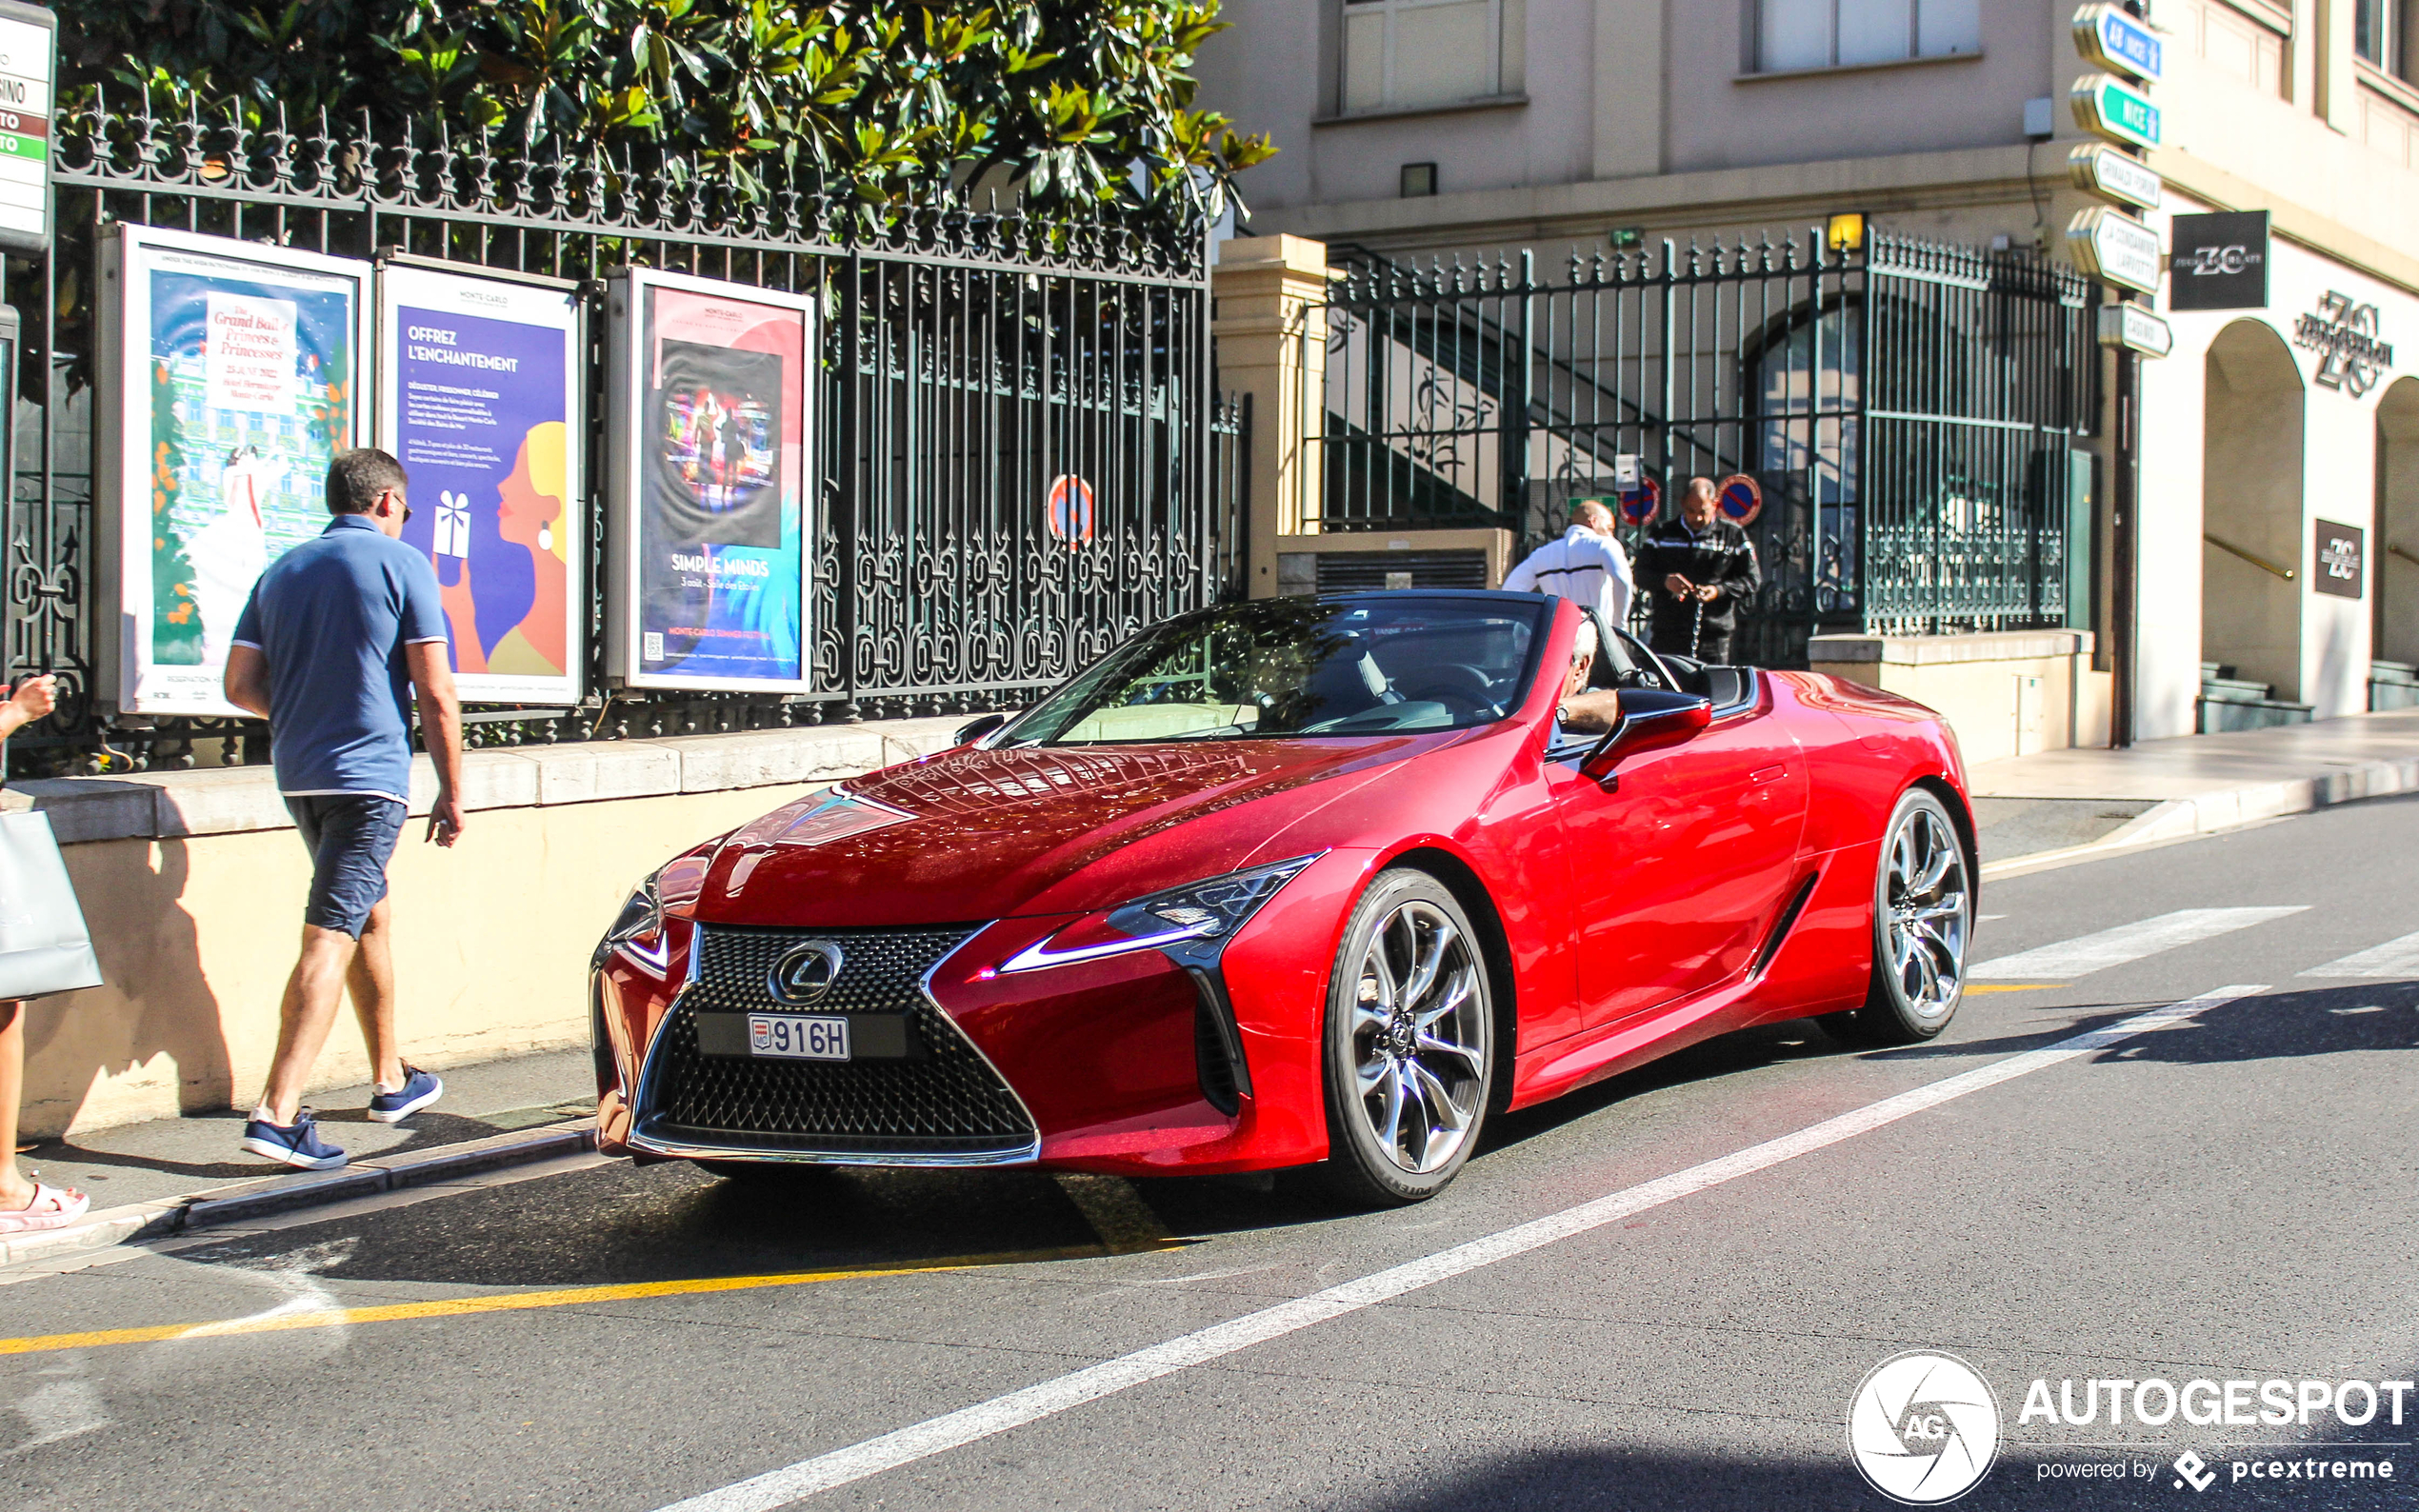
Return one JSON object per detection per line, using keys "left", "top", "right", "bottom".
{"left": 0, "top": 1240, "right": 1182, "bottom": 1359}
{"left": 1964, "top": 984, "right": 2058, "bottom": 994}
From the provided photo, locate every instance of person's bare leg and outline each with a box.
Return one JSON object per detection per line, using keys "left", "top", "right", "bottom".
{"left": 257, "top": 925, "right": 361, "bottom": 1126}
{"left": 0, "top": 1001, "right": 31, "bottom": 1207}
{"left": 347, "top": 897, "right": 403, "bottom": 1088}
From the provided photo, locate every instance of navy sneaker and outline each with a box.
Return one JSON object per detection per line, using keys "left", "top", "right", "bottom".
{"left": 366, "top": 1066, "right": 443, "bottom": 1124}
{"left": 241, "top": 1110, "right": 349, "bottom": 1170}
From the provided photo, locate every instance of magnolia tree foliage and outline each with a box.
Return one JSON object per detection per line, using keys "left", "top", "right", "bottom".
{"left": 56, "top": 1, "right": 1273, "bottom": 221}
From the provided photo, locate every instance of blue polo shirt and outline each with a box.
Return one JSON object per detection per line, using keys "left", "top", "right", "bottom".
{"left": 230, "top": 514, "right": 451, "bottom": 804}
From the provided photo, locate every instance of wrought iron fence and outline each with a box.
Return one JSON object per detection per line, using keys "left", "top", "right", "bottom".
{"left": 1311, "top": 231, "right": 2096, "bottom": 666}
{"left": 3, "top": 92, "right": 1242, "bottom": 773}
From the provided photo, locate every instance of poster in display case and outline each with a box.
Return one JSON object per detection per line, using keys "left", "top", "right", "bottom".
{"left": 98, "top": 226, "right": 370, "bottom": 715}
{"left": 376, "top": 259, "right": 586, "bottom": 705}
{"left": 605, "top": 269, "right": 816, "bottom": 692}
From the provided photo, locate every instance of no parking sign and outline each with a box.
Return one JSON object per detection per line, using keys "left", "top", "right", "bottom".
{"left": 1046, "top": 473, "right": 1095, "bottom": 547}
{"left": 1615, "top": 474, "right": 1660, "bottom": 526}
{"left": 1715, "top": 473, "right": 1763, "bottom": 527}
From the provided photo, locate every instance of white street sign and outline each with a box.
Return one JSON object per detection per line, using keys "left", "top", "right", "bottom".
{"left": 0, "top": 2, "right": 52, "bottom": 256}
{"left": 2068, "top": 143, "right": 2162, "bottom": 212}
{"left": 2098, "top": 303, "right": 2173, "bottom": 358}
{"left": 2072, "top": 3, "right": 2163, "bottom": 83}
{"left": 2068, "top": 206, "right": 2163, "bottom": 295}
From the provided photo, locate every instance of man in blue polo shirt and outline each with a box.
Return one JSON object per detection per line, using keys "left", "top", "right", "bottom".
{"left": 223, "top": 448, "right": 468, "bottom": 1169}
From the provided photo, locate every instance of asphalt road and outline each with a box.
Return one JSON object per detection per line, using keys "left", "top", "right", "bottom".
{"left": 9, "top": 796, "right": 2419, "bottom": 1511}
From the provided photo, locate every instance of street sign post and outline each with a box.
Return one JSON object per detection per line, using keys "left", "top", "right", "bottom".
{"left": 2067, "top": 142, "right": 2162, "bottom": 211}
{"left": 2072, "top": 3, "right": 2162, "bottom": 82}
{"left": 2097, "top": 303, "right": 2173, "bottom": 358}
{"left": 2071, "top": 72, "right": 2160, "bottom": 149}
{"left": 0, "top": 2, "right": 54, "bottom": 258}
{"left": 2067, "top": 207, "right": 2163, "bottom": 295}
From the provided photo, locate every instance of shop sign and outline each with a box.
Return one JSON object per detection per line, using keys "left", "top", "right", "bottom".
{"left": 2072, "top": 4, "right": 2163, "bottom": 82}
{"left": 2169, "top": 210, "right": 2269, "bottom": 311}
{"left": 2067, "top": 143, "right": 2162, "bottom": 211}
{"left": 2066, "top": 206, "right": 2163, "bottom": 295}
{"left": 2313, "top": 520, "right": 2364, "bottom": 599}
{"left": 2070, "top": 72, "right": 2160, "bottom": 149}
{"left": 2097, "top": 303, "right": 2172, "bottom": 358}
{"left": 2293, "top": 291, "right": 2393, "bottom": 398}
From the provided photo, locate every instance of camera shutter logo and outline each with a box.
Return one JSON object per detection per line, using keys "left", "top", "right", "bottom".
{"left": 768, "top": 940, "right": 845, "bottom": 1005}
{"left": 1846, "top": 1351, "right": 2001, "bottom": 1504}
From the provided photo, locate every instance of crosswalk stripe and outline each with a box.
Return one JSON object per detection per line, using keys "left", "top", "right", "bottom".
{"left": 1969, "top": 907, "right": 2307, "bottom": 980}
{"left": 2300, "top": 929, "right": 2419, "bottom": 979}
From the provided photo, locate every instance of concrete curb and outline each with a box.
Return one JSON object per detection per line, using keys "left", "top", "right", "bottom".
{"left": 1980, "top": 754, "right": 2419, "bottom": 881}
{"left": 0, "top": 1119, "right": 598, "bottom": 1271}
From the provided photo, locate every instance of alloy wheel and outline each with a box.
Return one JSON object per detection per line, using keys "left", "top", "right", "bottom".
{"left": 1884, "top": 803, "right": 1969, "bottom": 1021}
{"left": 1349, "top": 899, "right": 1489, "bottom": 1174}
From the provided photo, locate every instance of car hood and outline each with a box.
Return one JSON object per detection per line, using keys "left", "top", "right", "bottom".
{"left": 686, "top": 733, "right": 1459, "bottom": 928}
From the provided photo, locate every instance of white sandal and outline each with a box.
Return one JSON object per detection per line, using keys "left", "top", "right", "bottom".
{"left": 0, "top": 1182, "right": 89, "bottom": 1233}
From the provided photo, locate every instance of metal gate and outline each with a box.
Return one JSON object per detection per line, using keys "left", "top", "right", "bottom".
{"left": 1314, "top": 231, "right": 2096, "bottom": 666}
{"left": 5, "top": 92, "right": 1242, "bottom": 773}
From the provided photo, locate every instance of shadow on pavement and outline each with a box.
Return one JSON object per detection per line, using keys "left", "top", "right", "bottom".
{"left": 1873, "top": 981, "right": 2419, "bottom": 1069}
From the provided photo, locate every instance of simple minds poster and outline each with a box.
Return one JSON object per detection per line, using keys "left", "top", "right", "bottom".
{"left": 376, "top": 261, "right": 586, "bottom": 706}
{"left": 606, "top": 269, "right": 816, "bottom": 692}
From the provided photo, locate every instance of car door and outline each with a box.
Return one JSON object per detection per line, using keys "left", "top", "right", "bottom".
{"left": 1545, "top": 628, "right": 1810, "bottom": 1029}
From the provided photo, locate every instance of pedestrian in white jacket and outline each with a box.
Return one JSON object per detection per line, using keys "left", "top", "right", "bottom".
{"left": 1502, "top": 498, "right": 1635, "bottom": 628}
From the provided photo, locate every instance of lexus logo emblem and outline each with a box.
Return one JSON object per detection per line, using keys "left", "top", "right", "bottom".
{"left": 768, "top": 941, "right": 845, "bottom": 1005}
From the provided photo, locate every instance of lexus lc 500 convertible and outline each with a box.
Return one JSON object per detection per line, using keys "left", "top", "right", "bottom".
{"left": 590, "top": 591, "right": 1977, "bottom": 1204}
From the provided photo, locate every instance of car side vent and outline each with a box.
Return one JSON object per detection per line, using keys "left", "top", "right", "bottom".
{"left": 1187, "top": 968, "right": 1252, "bottom": 1116}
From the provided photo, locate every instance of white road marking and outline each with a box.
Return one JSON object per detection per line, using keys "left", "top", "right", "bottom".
{"left": 1968, "top": 908, "right": 2305, "bottom": 980}
{"left": 2300, "top": 929, "right": 2419, "bottom": 979}
{"left": 1, "top": 1355, "right": 108, "bottom": 1458}
{"left": 650, "top": 985, "right": 2266, "bottom": 1512}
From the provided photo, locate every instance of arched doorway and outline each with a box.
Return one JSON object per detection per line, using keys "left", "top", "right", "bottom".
{"left": 2201, "top": 320, "right": 2306, "bottom": 706}
{"left": 2376, "top": 378, "right": 2419, "bottom": 706}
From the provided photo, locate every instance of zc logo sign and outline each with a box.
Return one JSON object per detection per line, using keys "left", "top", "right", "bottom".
{"left": 2184, "top": 245, "right": 2256, "bottom": 277}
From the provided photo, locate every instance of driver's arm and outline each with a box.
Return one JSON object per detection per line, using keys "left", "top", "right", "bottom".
{"left": 1557, "top": 690, "right": 1623, "bottom": 734}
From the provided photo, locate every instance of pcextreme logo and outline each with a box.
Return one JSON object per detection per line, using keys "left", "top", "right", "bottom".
{"left": 1848, "top": 1351, "right": 2003, "bottom": 1504}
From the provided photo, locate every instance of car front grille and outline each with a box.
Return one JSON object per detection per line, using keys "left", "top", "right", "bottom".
{"left": 633, "top": 925, "right": 1038, "bottom": 1161}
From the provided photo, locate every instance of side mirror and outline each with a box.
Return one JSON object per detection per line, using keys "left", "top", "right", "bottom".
{"left": 954, "top": 712, "right": 1010, "bottom": 746}
{"left": 1579, "top": 689, "right": 1714, "bottom": 783}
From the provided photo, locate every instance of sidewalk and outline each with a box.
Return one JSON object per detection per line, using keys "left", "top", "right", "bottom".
{"left": 1966, "top": 706, "right": 2419, "bottom": 871}
{"left": 7, "top": 1048, "right": 594, "bottom": 1269}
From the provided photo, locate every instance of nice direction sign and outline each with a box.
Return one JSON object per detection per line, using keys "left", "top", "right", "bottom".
{"left": 2068, "top": 142, "right": 2162, "bottom": 211}
{"left": 2072, "top": 71, "right": 2160, "bottom": 149}
{"left": 2072, "top": 3, "right": 2162, "bottom": 83}
{"left": 2068, "top": 206, "right": 2164, "bottom": 295}
{"left": 0, "top": 1, "right": 52, "bottom": 257}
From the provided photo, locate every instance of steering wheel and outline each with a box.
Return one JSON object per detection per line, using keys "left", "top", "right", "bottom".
{"left": 1395, "top": 663, "right": 1499, "bottom": 718}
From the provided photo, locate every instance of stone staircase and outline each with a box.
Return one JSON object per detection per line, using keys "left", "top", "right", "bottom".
{"left": 2372, "top": 660, "right": 2419, "bottom": 711}
{"left": 2197, "top": 662, "right": 2316, "bottom": 733}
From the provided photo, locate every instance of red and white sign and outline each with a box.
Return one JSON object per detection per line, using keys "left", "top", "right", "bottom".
{"left": 1047, "top": 473, "right": 1095, "bottom": 546}
{"left": 1715, "top": 473, "right": 1763, "bottom": 527}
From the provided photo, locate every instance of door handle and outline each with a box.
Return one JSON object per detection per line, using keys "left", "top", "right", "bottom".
{"left": 1749, "top": 764, "right": 1789, "bottom": 785}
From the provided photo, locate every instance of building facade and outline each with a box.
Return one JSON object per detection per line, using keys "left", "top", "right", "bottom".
{"left": 1200, "top": 0, "right": 2419, "bottom": 746}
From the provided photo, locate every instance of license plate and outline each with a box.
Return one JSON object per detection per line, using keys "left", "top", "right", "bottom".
{"left": 747, "top": 1013, "right": 850, "bottom": 1062}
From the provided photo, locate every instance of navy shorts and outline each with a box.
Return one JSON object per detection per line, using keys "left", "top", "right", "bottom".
{"left": 286, "top": 794, "right": 407, "bottom": 937}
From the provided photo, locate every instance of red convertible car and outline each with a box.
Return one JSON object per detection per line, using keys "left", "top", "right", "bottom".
{"left": 591, "top": 592, "right": 1974, "bottom": 1204}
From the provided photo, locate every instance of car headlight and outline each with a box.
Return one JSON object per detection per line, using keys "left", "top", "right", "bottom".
{"left": 593, "top": 869, "right": 668, "bottom": 971}
{"left": 1001, "top": 854, "right": 1324, "bottom": 974}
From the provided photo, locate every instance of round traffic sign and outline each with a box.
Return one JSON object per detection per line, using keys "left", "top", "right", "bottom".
{"left": 1046, "top": 474, "right": 1095, "bottom": 547}
{"left": 1616, "top": 474, "right": 1660, "bottom": 526}
{"left": 1715, "top": 473, "right": 1762, "bottom": 527}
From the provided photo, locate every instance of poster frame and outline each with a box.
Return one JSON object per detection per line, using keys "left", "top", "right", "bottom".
{"left": 604, "top": 267, "right": 819, "bottom": 694}
{"left": 373, "top": 254, "right": 588, "bottom": 706}
{"left": 96, "top": 223, "right": 372, "bottom": 716}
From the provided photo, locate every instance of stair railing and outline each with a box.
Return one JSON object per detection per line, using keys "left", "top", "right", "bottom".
{"left": 2204, "top": 533, "right": 2296, "bottom": 582}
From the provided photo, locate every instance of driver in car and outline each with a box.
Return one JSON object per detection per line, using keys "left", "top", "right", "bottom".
{"left": 1551, "top": 618, "right": 1626, "bottom": 736}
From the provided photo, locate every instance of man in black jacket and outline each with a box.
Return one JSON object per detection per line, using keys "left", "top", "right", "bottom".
{"left": 1633, "top": 477, "right": 1760, "bottom": 663}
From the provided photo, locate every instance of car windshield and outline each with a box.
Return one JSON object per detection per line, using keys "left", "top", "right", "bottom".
{"left": 1000, "top": 597, "right": 1547, "bottom": 746}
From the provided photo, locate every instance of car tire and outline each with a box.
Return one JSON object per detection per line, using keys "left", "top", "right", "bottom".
{"left": 1315, "top": 869, "right": 1495, "bottom": 1207}
{"left": 1820, "top": 786, "right": 1973, "bottom": 1046}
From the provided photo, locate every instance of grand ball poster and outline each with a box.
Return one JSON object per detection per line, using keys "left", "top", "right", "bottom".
{"left": 376, "top": 263, "right": 586, "bottom": 705}
{"left": 607, "top": 270, "right": 815, "bottom": 691}
{"left": 99, "top": 226, "right": 369, "bottom": 714}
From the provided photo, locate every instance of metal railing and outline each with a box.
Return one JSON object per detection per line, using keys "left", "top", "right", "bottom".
{"left": 5, "top": 91, "right": 1243, "bottom": 773}
{"left": 1309, "top": 232, "right": 2097, "bottom": 666}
